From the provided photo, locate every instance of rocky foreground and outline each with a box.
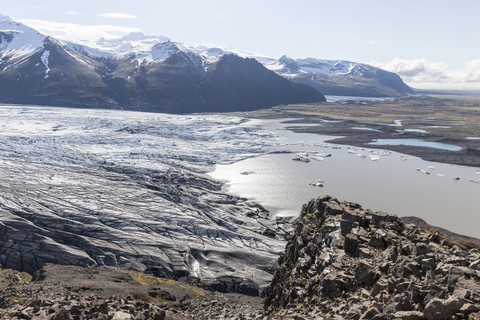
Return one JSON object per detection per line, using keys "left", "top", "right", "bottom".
{"left": 265, "top": 196, "right": 480, "bottom": 319}
{"left": 0, "top": 264, "right": 272, "bottom": 320}
{"left": 2, "top": 196, "right": 480, "bottom": 319}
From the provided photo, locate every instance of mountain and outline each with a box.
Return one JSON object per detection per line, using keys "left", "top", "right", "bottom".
{"left": 0, "top": 17, "right": 118, "bottom": 108}
{"left": 0, "top": 16, "right": 325, "bottom": 112}
{"left": 188, "top": 45, "right": 413, "bottom": 97}
{"left": 0, "top": 14, "right": 413, "bottom": 112}
{"left": 272, "top": 56, "right": 414, "bottom": 97}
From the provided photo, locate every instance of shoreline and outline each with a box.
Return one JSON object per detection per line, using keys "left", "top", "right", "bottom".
{"left": 244, "top": 113, "right": 480, "bottom": 168}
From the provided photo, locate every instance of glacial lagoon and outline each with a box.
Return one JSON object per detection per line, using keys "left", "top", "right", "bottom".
{"left": 369, "top": 138, "right": 463, "bottom": 151}
{"left": 209, "top": 119, "right": 480, "bottom": 238}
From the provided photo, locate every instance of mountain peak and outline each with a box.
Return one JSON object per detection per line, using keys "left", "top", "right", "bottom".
{"left": 0, "top": 18, "right": 46, "bottom": 60}
{"left": 151, "top": 40, "right": 184, "bottom": 60}
{"left": 277, "top": 55, "right": 300, "bottom": 74}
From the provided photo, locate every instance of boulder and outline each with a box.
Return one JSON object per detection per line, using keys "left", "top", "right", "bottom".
{"left": 370, "top": 278, "right": 387, "bottom": 297}
{"left": 423, "top": 298, "right": 446, "bottom": 320}
{"left": 355, "top": 260, "right": 379, "bottom": 286}
{"left": 444, "top": 295, "right": 463, "bottom": 316}
{"left": 393, "top": 311, "right": 426, "bottom": 320}
{"left": 345, "top": 234, "right": 359, "bottom": 256}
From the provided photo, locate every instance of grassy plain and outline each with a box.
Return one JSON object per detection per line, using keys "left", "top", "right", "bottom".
{"left": 268, "top": 95, "right": 480, "bottom": 139}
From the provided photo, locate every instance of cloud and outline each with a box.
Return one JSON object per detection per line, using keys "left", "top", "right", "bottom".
{"left": 98, "top": 13, "right": 137, "bottom": 19}
{"left": 453, "top": 59, "right": 480, "bottom": 83}
{"left": 19, "top": 19, "right": 141, "bottom": 45}
{"left": 66, "top": 11, "right": 75, "bottom": 15}
{"left": 374, "top": 57, "right": 449, "bottom": 81}
{"left": 371, "top": 57, "right": 480, "bottom": 89}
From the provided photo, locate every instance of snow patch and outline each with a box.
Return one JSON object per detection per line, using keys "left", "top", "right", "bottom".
{"left": 150, "top": 41, "right": 180, "bottom": 61}
{"left": 63, "top": 46, "right": 95, "bottom": 70}
{"left": 40, "top": 50, "right": 50, "bottom": 76}
{"left": 66, "top": 32, "right": 171, "bottom": 60}
{"left": 189, "top": 43, "right": 275, "bottom": 65}
{"left": 0, "top": 19, "right": 45, "bottom": 61}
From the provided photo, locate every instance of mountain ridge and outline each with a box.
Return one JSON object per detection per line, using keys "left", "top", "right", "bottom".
{"left": 0, "top": 17, "right": 326, "bottom": 113}
{"left": 1, "top": 15, "right": 413, "bottom": 113}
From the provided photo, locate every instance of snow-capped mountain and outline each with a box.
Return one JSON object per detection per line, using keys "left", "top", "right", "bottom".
{"left": 0, "top": 16, "right": 325, "bottom": 112}
{"left": 0, "top": 15, "right": 46, "bottom": 63}
{"left": 67, "top": 32, "right": 172, "bottom": 61}
{"left": 187, "top": 45, "right": 412, "bottom": 97}
{"left": 267, "top": 55, "right": 413, "bottom": 97}
{"left": 0, "top": 14, "right": 411, "bottom": 112}
{"left": 58, "top": 29, "right": 411, "bottom": 98}
{"left": 188, "top": 44, "right": 412, "bottom": 97}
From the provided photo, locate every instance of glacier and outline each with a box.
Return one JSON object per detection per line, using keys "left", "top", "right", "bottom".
{"left": 0, "top": 106, "right": 288, "bottom": 294}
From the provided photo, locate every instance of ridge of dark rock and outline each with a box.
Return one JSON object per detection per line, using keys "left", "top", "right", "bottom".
{"left": 264, "top": 195, "right": 480, "bottom": 319}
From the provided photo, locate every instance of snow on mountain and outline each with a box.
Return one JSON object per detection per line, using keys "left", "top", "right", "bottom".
{"left": 188, "top": 44, "right": 275, "bottom": 65}
{"left": 149, "top": 41, "right": 196, "bottom": 62}
{"left": 40, "top": 50, "right": 50, "bottom": 78}
{"left": 67, "top": 36, "right": 273, "bottom": 66}
{"left": 66, "top": 32, "right": 173, "bottom": 61}
{"left": 0, "top": 15, "right": 378, "bottom": 78}
{"left": 263, "top": 55, "right": 378, "bottom": 77}
{"left": 0, "top": 18, "right": 46, "bottom": 61}
{"left": 188, "top": 45, "right": 377, "bottom": 78}
{"left": 0, "top": 15, "right": 410, "bottom": 99}
{"left": 297, "top": 58, "right": 376, "bottom": 76}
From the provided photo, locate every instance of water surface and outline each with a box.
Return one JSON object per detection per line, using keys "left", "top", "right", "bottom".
{"left": 209, "top": 119, "right": 480, "bottom": 238}
{"left": 370, "top": 139, "right": 462, "bottom": 151}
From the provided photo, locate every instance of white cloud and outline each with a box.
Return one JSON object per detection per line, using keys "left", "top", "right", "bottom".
{"left": 98, "top": 13, "right": 137, "bottom": 19}
{"left": 453, "top": 59, "right": 480, "bottom": 83}
{"left": 371, "top": 57, "right": 480, "bottom": 89}
{"left": 66, "top": 11, "right": 75, "bottom": 15}
{"left": 19, "top": 19, "right": 141, "bottom": 45}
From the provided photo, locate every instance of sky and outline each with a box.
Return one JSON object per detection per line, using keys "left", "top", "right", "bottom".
{"left": 2, "top": 0, "right": 480, "bottom": 90}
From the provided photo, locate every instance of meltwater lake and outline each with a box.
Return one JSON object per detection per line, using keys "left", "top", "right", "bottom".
{"left": 209, "top": 119, "right": 480, "bottom": 238}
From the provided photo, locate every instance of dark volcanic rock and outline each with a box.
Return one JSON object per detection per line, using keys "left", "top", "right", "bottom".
{"left": 264, "top": 196, "right": 480, "bottom": 319}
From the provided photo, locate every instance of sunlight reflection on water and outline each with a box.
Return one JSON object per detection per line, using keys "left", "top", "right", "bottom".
{"left": 209, "top": 119, "right": 480, "bottom": 238}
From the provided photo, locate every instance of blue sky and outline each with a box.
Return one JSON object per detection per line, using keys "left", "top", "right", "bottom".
{"left": 2, "top": 0, "right": 480, "bottom": 89}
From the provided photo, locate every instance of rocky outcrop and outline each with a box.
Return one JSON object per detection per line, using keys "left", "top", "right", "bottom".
{"left": 264, "top": 196, "right": 480, "bottom": 319}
